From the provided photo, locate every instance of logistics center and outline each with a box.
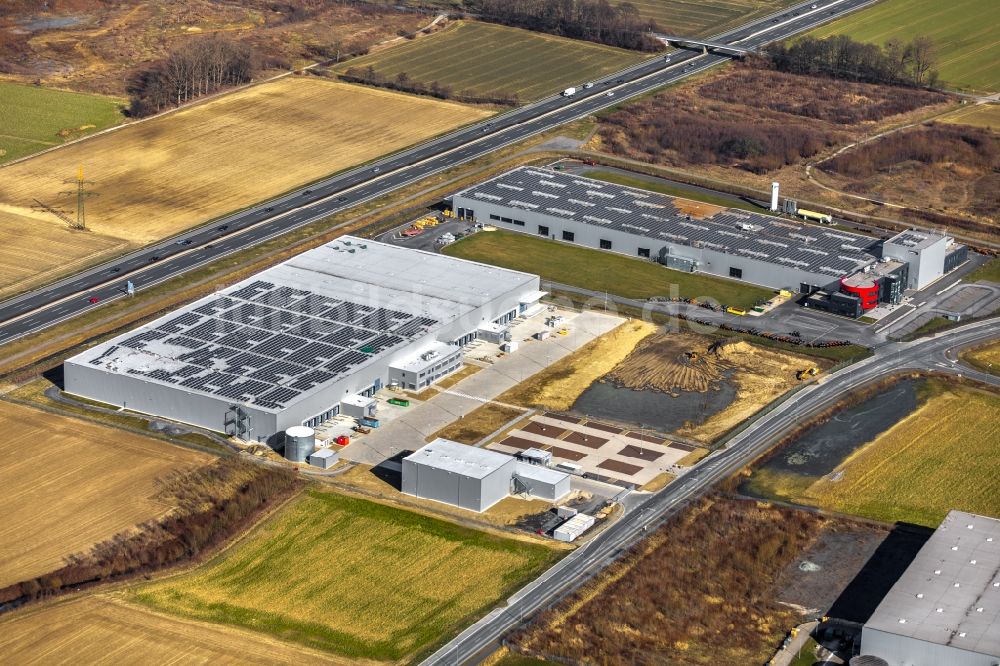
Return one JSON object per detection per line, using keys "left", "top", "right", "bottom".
{"left": 451, "top": 167, "right": 966, "bottom": 317}
{"left": 63, "top": 237, "right": 545, "bottom": 445}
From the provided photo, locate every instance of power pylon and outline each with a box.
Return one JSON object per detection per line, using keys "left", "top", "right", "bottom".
{"left": 59, "top": 164, "right": 96, "bottom": 230}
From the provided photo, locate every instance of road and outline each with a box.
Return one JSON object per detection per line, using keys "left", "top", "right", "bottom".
{"left": 420, "top": 317, "right": 1000, "bottom": 665}
{"left": 0, "top": 0, "right": 877, "bottom": 346}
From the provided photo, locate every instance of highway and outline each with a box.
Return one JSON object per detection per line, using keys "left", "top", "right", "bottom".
{"left": 0, "top": 0, "right": 877, "bottom": 346}
{"left": 420, "top": 318, "right": 1000, "bottom": 665}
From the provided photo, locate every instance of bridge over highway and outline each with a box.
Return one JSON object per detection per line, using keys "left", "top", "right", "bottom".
{"left": 653, "top": 34, "right": 755, "bottom": 56}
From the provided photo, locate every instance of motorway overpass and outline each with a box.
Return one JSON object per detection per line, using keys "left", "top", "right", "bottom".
{"left": 0, "top": 0, "right": 879, "bottom": 347}
{"left": 654, "top": 34, "right": 755, "bottom": 56}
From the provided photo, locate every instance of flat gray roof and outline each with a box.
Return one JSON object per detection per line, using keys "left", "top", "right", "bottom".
{"left": 885, "top": 230, "right": 948, "bottom": 251}
{"left": 514, "top": 461, "right": 569, "bottom": 484}
{"left": 865, "top": 510, "right": 1000, "bottom": 657}
{"left": 67, "top": 238, "right": 536, "bottom": 413}
{"left": 456, "top": 167, "right": 880, "bottom": 277}
{"left": 406, "top": 438, "right": 513, "bottom": 479}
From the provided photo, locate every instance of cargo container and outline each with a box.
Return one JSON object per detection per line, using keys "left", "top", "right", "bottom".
{"left": 388, "top": 398, "right": 410, "bottom": 407}
{"left": 359, "top": 417, "right": 380, "bottom": 428}
{"left": 562, "top": 87, "right": 577, "bottom": 97}
{"left": 554, "top": 513, "right": 595, "bottom": 542}
{"left": 726, "top": 307, "right": 747, "bottom": 316}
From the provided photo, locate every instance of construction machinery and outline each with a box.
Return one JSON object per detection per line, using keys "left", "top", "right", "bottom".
{"left": 796, "top": 367, "right": 821, "bottom": 380}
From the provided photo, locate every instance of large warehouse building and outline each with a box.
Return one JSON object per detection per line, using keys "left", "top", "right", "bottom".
{"left": 402, "top": 438, "right": 570, "bottom": 512}
{"left": 64, "top": 237, "right": 544, "bottom": 445}
{"left": 451, "top": 167, "right": 965, "bottom": 315}
{"left": 860, "top": 510, "right": 1000, "bottom": 666}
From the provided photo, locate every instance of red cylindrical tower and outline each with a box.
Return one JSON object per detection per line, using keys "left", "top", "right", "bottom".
{"left": 840, "top": 275, "right": 880, "bottom": 310}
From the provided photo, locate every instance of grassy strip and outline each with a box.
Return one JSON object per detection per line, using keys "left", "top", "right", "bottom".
{"left": 133, "top": 489, "right": 560, "bottom": 662}
{"left": 967, "top": 257, "right": 1000, "bottom": 283}
{"left": 586, "top": 169, "right": 764, "bottom": 213}
{"left": 444, "top": 230, "right": 773, "bottom": 309}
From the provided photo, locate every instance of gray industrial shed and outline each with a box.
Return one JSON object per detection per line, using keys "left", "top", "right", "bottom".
{"left": 513, "top": 461, "right": 571, "bottom": 501}
{"left": 63, "top": 237, "right": 542, "bottom": 445}
{"left": 403, "top": 438, "right": 517, "bottom": 512}
{"left": 860, "top": 510, "right": 1000, "bottom": 666}
{"left": 451, "top": 167, "right": 882, "bottom": 293}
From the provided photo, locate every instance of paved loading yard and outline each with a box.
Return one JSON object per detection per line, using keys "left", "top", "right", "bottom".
{"left": 490, "top": 412, "right": 694, "bottom": 486}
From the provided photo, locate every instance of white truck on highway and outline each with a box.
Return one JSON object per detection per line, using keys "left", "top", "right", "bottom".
{"left": 562, "top": 87, "right": 577, "bottom": 97}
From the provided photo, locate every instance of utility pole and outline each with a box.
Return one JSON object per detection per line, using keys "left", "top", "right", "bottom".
{"left": 59, "top": 164, "right": 96, "bottom": 230}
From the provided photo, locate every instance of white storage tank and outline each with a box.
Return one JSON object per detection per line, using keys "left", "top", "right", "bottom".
{"left": 284, "top": 425, "right": 315, "bottom": 462}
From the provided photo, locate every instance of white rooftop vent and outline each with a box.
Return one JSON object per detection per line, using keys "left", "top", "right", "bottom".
{"left": 916, "top": 593, "right": 924, "bottom": 598}
{"left": 899, "top": 619, "right": 907, "bottom": 624}
{"left": 971, "top": 559, "right": 977, "bottom": 565}
{"left": 977, "top": 607, "right": 984, "bottom": 612}
{"left": 954, "top": 583, "right": 961, "bottom": 588}
{"left": 968, "top": 524, "right": 975, "bottom": 529}
{"left": 952, "top": 546, "right": 959, "bottom": 551}
{"left": 959, "top": 632, "right": 967, "bottom": 637}
{"left": 935, "top": 570, "right": 942, "bottom": 575}
{"left": 936, "top": 608, "right": 944, "bottom": 613}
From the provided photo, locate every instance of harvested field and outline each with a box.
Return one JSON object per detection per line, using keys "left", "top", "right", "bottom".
{"left": 334, "top": 21, "right": 646, "bottom": 103}
{"left": 601, "top": 332, "right": 818, "bottom": 443}
{"left": 0, "top": 77, "right": 489, "bottom": 296}
{"left": 748, "top": 380, "right": 1000, "bottom": 527}
{"left": 444, "top": 230, "right": 772, "bottom": 309}
{"left": 0, "top": 595, "right": 341, "bottom": 665}
{"left": 511, "top": 497, "right": 828, "bottom": 665}
{"left": 134, "top": 489, "right": 557, "bottom": 661}
{"left": 0, "top": 400, "right": 211, "bottom": 588}
{"left": 806, "top": 0, "right": 1000, "bottom": 93}
{"left": 0, "top": 81, "right": 124, "bottom": 163}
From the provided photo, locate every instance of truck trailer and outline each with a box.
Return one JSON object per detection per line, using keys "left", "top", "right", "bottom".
{"left": 562, "top": 87, "right": 577, "bottom": 97}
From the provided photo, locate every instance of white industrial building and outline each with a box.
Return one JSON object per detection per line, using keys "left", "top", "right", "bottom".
{"left": 63, "top": 237, "right": 544, "bottom": 446}
{"left": 450, "top": 167, "right": 966, "bottom": 301}
{"left": 402, "top": 438, "right": 570, "bottom": 512}
{"left": 860, "top": 510, "right": 1000, "bottom": 666}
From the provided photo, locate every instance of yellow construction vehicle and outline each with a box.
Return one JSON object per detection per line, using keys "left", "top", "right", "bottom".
{"left": 796, "top": 367, "right": 821, "bottom": 380}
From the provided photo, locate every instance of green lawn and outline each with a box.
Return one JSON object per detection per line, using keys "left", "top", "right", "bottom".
{"left": 586, "top": 169, "right": 765, "bottom": 213}
{"left": 0, "top": 82, "right": 124, "bottom": 164}
{"left": 336, "top": 21, "right": 646, "bottom": 102}
{"left": 967, "top": 257, "right": 1000, "bottom": 284}
{"left": 132, "top": 490, "right": 557, "bottom": 662}
{"left": 444, "top": 229, "right": 773, "bottom": 309}
{"left": 806, "top": 0, "right": 1000, "bottom": 93}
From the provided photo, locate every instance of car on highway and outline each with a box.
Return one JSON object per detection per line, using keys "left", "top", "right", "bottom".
{"left": 372, "top": 166, "right": 380, "bottom": 173}
{"left": 303, "top": 189, "right": 312, "bottom": 195}
{"left": 108, "top": 266, "right": 121, "bottom": 274}
{"left": 148, "top": 255, "right": 160, "bottom": 262}
{"left": 336, "top": 196, "right": 347, "bottom": 202}
{"left": 88, "top": 296, "right": 100, "bottom": 304}
{"left": 264, "top": 207, "right": 274, "bottom": 212}
{"left": 217, "top": 225, "right": 228, "bottom": 231}
{"left": 175, "top": 239, "right": 192, "bottom": 246}
{"left": 584, "top": 82, "right": 594, "bottom": 89}
{"left": 606, "top": 92, "right": 614, "bottom": 97}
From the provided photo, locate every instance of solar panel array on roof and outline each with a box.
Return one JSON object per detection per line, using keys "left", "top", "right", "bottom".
{"left": 459, "top": 167, "right": 880, "bottom": 277}
{"left": 86, "top": 280, "right": 438, "bottom": 410}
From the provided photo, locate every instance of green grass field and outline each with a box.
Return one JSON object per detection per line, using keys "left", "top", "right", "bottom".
{"left": 336, "top": 21, "right": 646, "bottom": 102}
{"left": 623, "top": 0, "right": 799, "bottom": 36}
{"left": 586, "top": 169, "right": 764, "bottom": 213}
{"left": 942, "top": 102, "right": 1000, "bottom": 129}
{"left": 746, "top": 381, "right": 1000, "bottom": 527}
{"left": 807, "top": 0, "right": 1000, "bottom": 93}
{"left": 443, "top": 229, "right": 773, "bottom": 309}
{"left": 0, "top": 82, "right": 124, "bottom": 164}
{"left": 133, "top": 490, "right": 556, "bottom": 662}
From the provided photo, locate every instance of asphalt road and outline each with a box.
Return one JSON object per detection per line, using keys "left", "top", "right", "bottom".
{"left": 420, "top": 317, "right": 1000, "bottom": 665}
{"left": 0, "top": 0, "right": 878, "bottom": 346}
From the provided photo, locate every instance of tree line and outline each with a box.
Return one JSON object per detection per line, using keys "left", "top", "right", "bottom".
{"left": 127, "top": 36, "right": 257, "bottom": 117}
{"left": 766, "top": 34, "right": 940, "bottom": 88}
{"left": 0, "top": 459, "right": 298, "bottom": 608}
{"left": 466, "top": 0, "right": 663, "bottom": 51}
{"left": 340, "top": 65, "right": 520, "bottom": 105}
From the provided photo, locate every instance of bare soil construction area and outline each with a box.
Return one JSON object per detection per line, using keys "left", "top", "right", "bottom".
{"left": 0, "top": 76, "right": 489, "bottom": 297}
{"left": 0, "top": 400, "right": 211, "bottom": 588}
{"left": 0, "top": 595, "right": 344, "bottom": 665}
{"left": 599, "top": 332, "right": 821, "bottom": 443}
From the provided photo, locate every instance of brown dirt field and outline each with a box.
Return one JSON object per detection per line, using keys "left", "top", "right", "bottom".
{"left": 0, "top": 400, "right": 211, "bottom": 588}
{"left": 0, "top": 77, "right": 490, "bottom": 296}
{"left": 0, "top": 594, "right": 346, "bottom": 665}
{"left": 602, "top": 332, "right": 820, "bottom": 443}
